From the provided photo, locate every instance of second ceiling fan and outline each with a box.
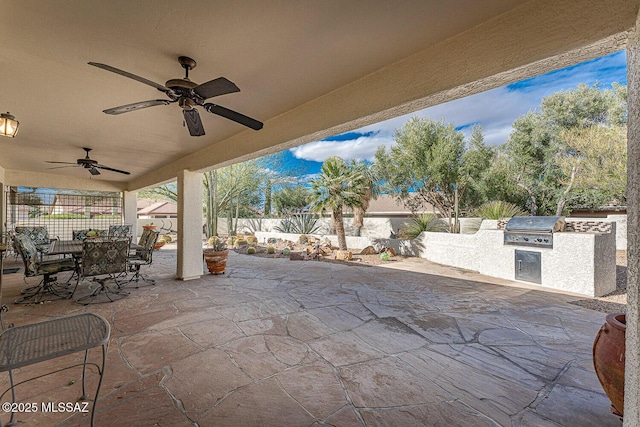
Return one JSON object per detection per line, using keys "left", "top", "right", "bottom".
{"left": 89, "top": 56, "right": 263, "bottom": 136}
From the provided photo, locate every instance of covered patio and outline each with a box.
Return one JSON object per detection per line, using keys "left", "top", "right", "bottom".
{"left": 0, "top": 247, "right": 621, "bottom": 426}
{"left": 3, "top": 1, "right": 640, "bottom": 425}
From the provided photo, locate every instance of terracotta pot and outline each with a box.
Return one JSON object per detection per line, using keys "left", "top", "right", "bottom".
{"left": 203, "top": 249, "right": 229, "bottom": 274}
{"left": 154, "top": 240, "right": 166, "bottom": 250}
{"left": 142, "top": 225, "right": 157, "bottom": 231}
{"left": 593, "top": 312, "right": 626, "bottom": 418}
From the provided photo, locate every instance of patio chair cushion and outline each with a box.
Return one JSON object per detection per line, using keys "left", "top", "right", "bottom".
{"left": 82, "top": 238, "right": 130, "bottom": 277}
{"left": 108, "top": 224, "right": 133, "bottom": 239}
{"left": 137, "top": 229, "right": 152, "bottom": 247}
{"left": 14, "top": 234, "right": 75, "bottom": 277}
{"left": 15, "top": 226, "right": 50, "bottom": 246}
{"left": 130, "top": 231, "right": 159, "bottom": 263}
{"left": 72, "top": 229, "right": 107, "bottom": 240}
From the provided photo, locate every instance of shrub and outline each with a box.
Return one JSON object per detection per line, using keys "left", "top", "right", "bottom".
{"left": 299, "top": 234, "right": 308, "bottom": 244}
{"left": 282, "top": 247, "right": 291, "bottom": 256}
{"left": 402, "top": 213, "right": 449, "bottom": 239}
{"left": 246, "top": 235, "right": 258, "bottom": 244}
{"left": 474, "top": 201, "right": 527, "bottom": 220}
{"left": 267, "top": 245, "right": 275, "bottom": 254}
{"left": 235, "top": 238, "right": 248, "bottom": 247}
{"left": 247, "top": 247, "right": 256, "bottom": 254}
{"left": 40, "top": 213, "right": 87, "bottom": 219}
{"left": 380, "top": 251, "right": 390, "bottom": 261}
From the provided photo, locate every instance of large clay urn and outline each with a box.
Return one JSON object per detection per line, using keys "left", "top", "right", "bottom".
{"left": 593, "top": 313, "right": 626, "bottom": 418}
{"left": 203, "top": 248, "right": 229, "bottom": 275}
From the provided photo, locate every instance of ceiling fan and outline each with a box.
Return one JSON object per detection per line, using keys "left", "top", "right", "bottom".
{"left": 46, "top": 147, "right": 130, "bottom": 176}
{"left": 89, "top": 56, "right": 263, "bottom": 136}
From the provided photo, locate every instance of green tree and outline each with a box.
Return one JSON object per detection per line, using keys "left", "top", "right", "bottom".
{"left": 309, "top": 157, "right": 365, "bottom": 250}
{"left": 374, "top": 117, "right": 465, "bottom": 231}
{"left": 207, "top": 160, "right": 264, "bottom": 236}
{"left": 556, "top": 125, "right": 627, "bottom": 209}
{"left": 502, "top": 83, "right": 627, "bottom": 215}
{"left": 272, "top": 186, "right": 311, "bottom": 215}
{"left": 349, "top": 160, "right": 379, "bottom": 237}
{"left": 460, "top": 124, "right": 494, "bottom": 208}
{"left": 141, "top": 159, "right": 264, "bottom": 238}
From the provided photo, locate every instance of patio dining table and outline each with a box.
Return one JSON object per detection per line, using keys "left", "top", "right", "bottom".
{"left": 48, "top": 240, "right": 143, "bottom": 256}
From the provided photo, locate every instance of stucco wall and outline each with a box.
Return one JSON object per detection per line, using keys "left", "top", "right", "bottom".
{"left": 416, "top": 228, "right": 616, "bottom": 297}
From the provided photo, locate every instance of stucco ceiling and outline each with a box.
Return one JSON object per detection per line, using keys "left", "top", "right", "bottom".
{"left": 0, "top": 0, "right": 637, "bottom": 191}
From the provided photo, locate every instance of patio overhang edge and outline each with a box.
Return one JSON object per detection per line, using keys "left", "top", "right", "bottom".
{"left": 4, "top": 169, "right": 127, "bottom": 192}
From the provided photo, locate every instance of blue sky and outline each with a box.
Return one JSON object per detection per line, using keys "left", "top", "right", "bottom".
{"left": 282, "top": 50, "right": 627, "bottom": 177}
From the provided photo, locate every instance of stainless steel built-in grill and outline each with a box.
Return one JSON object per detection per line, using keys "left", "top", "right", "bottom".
{"left": 503, "top": 216, "right": 565, "bottom": 249}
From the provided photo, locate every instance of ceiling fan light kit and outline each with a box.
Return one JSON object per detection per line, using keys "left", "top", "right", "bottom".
{"left": 0, "top": 112, "right": 19, "bottom": 138}
{"left": 89, "top": 56, "right": 263, "bottom": 136}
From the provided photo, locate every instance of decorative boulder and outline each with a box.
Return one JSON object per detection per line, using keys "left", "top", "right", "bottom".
{"left": 360, "top": 246, "right": 377, "bottom": 255}
{"left": 335, "top": 250, "right": 353, "bottom": 261}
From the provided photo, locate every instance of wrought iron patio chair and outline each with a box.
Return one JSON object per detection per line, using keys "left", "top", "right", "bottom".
{"left": 125, "top": 230, "right": 159, "bottom": 287}
{"left": 75, "top": 237, "right": 130, "bottom": 305}
{"left": 12, "top": 233, "right": 76, "bottom": 304}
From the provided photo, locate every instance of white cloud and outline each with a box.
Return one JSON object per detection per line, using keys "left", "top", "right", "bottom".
{"left": 289, "top": 51, "right": 627, "bottom": 164}
{"left": 290, "top": 134, "right": 394, "bottom": 163}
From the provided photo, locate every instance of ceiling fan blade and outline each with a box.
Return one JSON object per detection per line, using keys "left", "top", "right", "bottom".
{"left": 46, "top": 165, "right": 80, "bottom": 170}
{"left": 204, "top": 103, "right": 263, "bottom": 130}
{"left": 94, "top": 164, "right": 131, "bottom": 175}
{"left": 103, "top": 99, "right": 171, "bottom": 115}
{"left": 88, "top": 167, "right": 101, "bottom": 176}
{"left": 183, "top": 109, "right": 206, "bottom": 136}
{"left": 193, "top": 77, "right": 240, "bottom": 100}
{"left": 45, "top": 161, "right": 77, "bottom": 165}
{"left": 89, "top": 62, "right": 171, "bottom": 93}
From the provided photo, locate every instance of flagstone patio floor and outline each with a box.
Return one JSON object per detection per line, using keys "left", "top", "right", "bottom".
{"left": 0, "top": 245, "right": 621, "bottom": 426}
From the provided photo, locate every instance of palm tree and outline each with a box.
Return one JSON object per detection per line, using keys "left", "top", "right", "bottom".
{"left": 349, "top": 160, "right": 379, "bottom": 236}
{"left": 309, "top": 157, "right": 365, "bottom": 251}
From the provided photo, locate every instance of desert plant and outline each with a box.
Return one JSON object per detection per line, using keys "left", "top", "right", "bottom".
{"left": 235, "top": 238, "right": 248, "bottom": 248}
{"left": 282, "top": 247, "right": 291, "bottom": 256}
{"left": 247, "top": 247, "right": 256, "bottom": 254}
{"left": 274, "top": 213, "right": 321, "bottom": 234}
{"left": 267, "top": 245, "right": 275, "bottom": 254}
{"left": 207, "top": 236, "right": 226, "bottom": 251}
{"left": 299, "top": 234, "right": 308, "bottom": 244}
{"left": 244, "top": 218, "right": 263, "bottom": 234}
{"left": 402, "top": 213, "right": 449, "bottom": 239}
{"left": 246, "top": 235, "right": 258, "bottom": 244}
{"left": 474, "top": 200, "right": 527, "bottom": 219}
{"left": 380, "top": 251, "right": 390, "bottom": 261}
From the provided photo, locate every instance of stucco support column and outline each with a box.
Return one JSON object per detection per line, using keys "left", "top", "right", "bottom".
{"left": 177, "top": 169, "right": 203, "bottom": 280}
{"left": 626, "top": 16, "right": 640, "bottom": 427}
{"left": 123, "top": 191, "right": 137, "bottom": 234}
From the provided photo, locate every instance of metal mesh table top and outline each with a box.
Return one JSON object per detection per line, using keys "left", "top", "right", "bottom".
{"left": 47, "top": 240, "right": 83, "bottom": 256}
{"left": 0, "top": 313, "right": 110, "bottom": 371}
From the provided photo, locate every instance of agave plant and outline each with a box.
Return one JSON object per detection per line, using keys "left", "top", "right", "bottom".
{"left": 474, "top": 200, "right": 527, "bottom": 220}
{"left": 274, "top": 213, "right": 321, "bottom": 234}
{"left": 402, "top": 213, "right": 449, "bottom": 239}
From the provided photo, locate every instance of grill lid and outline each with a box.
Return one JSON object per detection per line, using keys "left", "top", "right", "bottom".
{"left": 505, "top": 216, "right": 565, "bottom": 233}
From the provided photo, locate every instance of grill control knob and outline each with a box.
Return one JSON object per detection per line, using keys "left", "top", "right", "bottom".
{"left": 524, "top": 237, "right": 529, "bottom": 241}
